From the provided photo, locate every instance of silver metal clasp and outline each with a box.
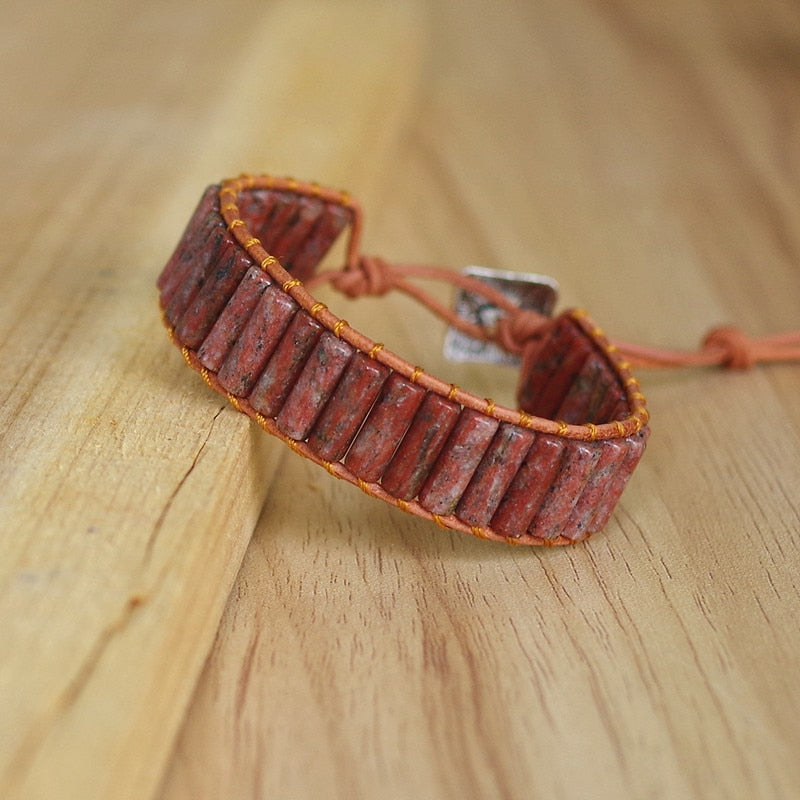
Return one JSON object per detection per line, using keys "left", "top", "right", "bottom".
{"left": 443, "top": 266, "right": 558, "bottom": 366}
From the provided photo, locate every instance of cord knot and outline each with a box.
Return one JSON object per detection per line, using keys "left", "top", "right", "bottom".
{"left": 330, "top": 255, "right": 393, "bottom": 298}
{"left": 494, "top": 309, "right": 549, "bottom": 355}
{"left": 702, "top": 325, "right": 755, "bottom": 369}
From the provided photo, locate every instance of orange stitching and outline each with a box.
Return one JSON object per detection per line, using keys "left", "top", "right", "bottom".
{"left": 410, "top": 366, "right": 423, "bottom": 383}
{"left": 282, "top": 278, "right": 301, "bottom": 292}
{"left": 447, "top": 384, "right": 459, "bottom": 401}
{"left": 484, "top": 398, "right": 496, "bottom": 417}
{"left": 310, "top": 302, "right": 327, "bottom": 319}
{"left": 333, "top": 319, "right": 348, "bottom": 338}
{"left": 557, "top": 420, "right": 569, "bottom": 436}
{"left": 368, "top": 342, "right": 384, "bottom": 359}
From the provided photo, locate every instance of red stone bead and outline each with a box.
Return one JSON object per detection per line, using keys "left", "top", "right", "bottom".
{"left": 344, "top": 374, "right": 426, "bottom": 482}
{"left": 289, "top": 204, "right": 352, "bottom": 283}
{"left": 528, "top": 440, "right": 602, "bottom": 540}
{"left": 307, "top": 353, "right": 390, "bottom": 462}
{"left": 175, "top": 243, "right": 254, "bottom": 349}
{"left": 163, "top": 218, "right": 231, "bottom": 328}
{"left": 490, "top": 435, "right": 565, "bottom": 538}
{"left": 417, "top": 409, "right": 499, "bottom": 515}
{"left": 593, "top": 381, "right": 628, "bottom": 424}
{"left": 275, "top": 332, "right": 355, "bottom": 441}
{"left": 247, "top": 311, "right": 323, "bottom": 418}
{"left": 216, "top": 284, "right": 298, "bottom": 396}
{"left": 197, "top": 267, "right": 271, "bottom": 371}
{"left": 556, "top": 352, "right": 613, "bottom": 424}
{"left": 380, "top": 394, "right": 461, "bottom": 501}
{"left": 239, "top": 189, "right": 278, "bottom": 238}
{"left": 271, "top": 198, "right": 325, "bottom": 272}
{"left": 531, "top": 330, "right": 594, "bottom": 418}
{"left": 562, "top": 439, "right": 628, "bottom": 540}
{"left": 158, "top": 185, "right": 219, "bottom": 303}
{"left": 455, "top": 423, "right": 536, "bottom": 527}
{"left": 260, "top": 195, "right": 299, "bottom": 251}
{"left": 586, "top": 428, "right": 649, "bottom": 531}
{"left": 517, "top": 316, "right": 578, "bottom": 414}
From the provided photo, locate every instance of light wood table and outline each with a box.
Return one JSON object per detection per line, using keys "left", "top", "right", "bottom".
{"left": 2, "top": 1, "right": 799, "bottom": 799}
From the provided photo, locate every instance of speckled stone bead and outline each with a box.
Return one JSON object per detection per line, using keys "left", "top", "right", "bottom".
{"left": 175, "top": 242, "right": 253, "bottom": 349}
{"left": 518, "top": 316, "right": 591, "bottom": 417}
{"left": 455, "top": 423, "right": 536, "bottom": 527}
{"left": 275, "top": 332, "right": 355, "bottom": 441}
{"left": 307, "top": 353, "right": 390, "bottom": 462}
{"left": 164, "top": 219, "right": 231, "bottom": 328}
{"left": 344, "top": 374, "right": 427, "bottom": 482}
{"left": 490, "top": 435, "right": 566, "bottom": 538}
{"left": 239, "top": 189, "right": 278, "bottom": 238}
{"left": 380, "top": 394, "right": 461, "bottom": 501}
{"left": 216, "top": 284, "right": 298, "bottom": 397}
{"left": 197, "top": 266, "right": 272, "bottom": 371}
{"left": 158, "top": 185, "right": 220, "bottom": 306}
{"left": 556, "top": 352, "right": 615, "bottom": 424}
{"left": 529, "top": 441, "right": 602, "bottom": 540}
{"left": 260, "top": 195, "right": 298, "bottom": 250}
{"left": 417, "top": 409, "right": 500, "bottom": 515}
{"left": 586, "top": 428, "right": 649, "bottom": 532}
{"left": 247, "top": 311, "right": 324, "bottom": 418}
{"left": 563, "top": 439, "right": 629, "bottom": 540}
{"left": 271, "top": 197, "right": 325, "bottom": 272}
{"left": 290, "top": 205, "right": 352, "bottom": 283}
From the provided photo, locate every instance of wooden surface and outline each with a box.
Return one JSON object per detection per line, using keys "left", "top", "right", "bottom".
{"left": 2, "top": 1, "right": 799, "bottom": 799}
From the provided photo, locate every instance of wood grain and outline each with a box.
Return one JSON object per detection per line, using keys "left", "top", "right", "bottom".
{"left": 158, "top": 1, "right": 800, "bottom": 799}
{"left": 0, "top": 1, "right": 423, "bottom": 799}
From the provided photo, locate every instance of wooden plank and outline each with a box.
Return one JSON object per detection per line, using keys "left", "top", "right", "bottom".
{"left": 0, "top": 1, "right": 424, "bottom": 799}
{"left": 158, "top": 1, "right": 800, "bottom": 799}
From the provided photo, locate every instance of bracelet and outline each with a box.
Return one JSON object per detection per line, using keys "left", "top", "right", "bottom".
{"left": 157, "top": 174, "right": 650, "bottom": 546}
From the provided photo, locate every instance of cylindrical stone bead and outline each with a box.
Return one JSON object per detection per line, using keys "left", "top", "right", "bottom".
{"left": 344, "top": 374, "right": 426, "bottom": 482}
{"left": 239, "top": 189, "right": 278, "bottom": 237}
{"left": 455, "top": 423, "right": 536, "bottom": 527}
{"left": 586, "top": 428, "right": 649, "bottom": 532}
{"left": 306, "top": 353, "right": 390, "bottom": 463}
{"left": 533, "top": 339, "right": 593, "bottom": 419}
{"left": 517, "top": 316, "right": 574, "bottom": 413}
{"left": 379, "top": 394, "right": 461, "bottom": 502}
{"left": 260, "top": 195, "right": 299, "bottom": 251}
{"left": 275, "top": 332, "right": 355, "bottom": 441}
{"left": 592, "top": 380, "right": 629, "bottom": 424}
{"left": 562, "top": 439, "right": 628, "bottom": 540}
{"left": 528, "top": 441, "right": 602, "bottom": 540}
{"left": 417, "top": 409, "right": 499, "bottom": 515}
{"left": 175, "top": 244, "right": 253, "bottom": 349}
{"left": 197, "top": 267, "right": 271, "bottom": 371}
{"left": 271, "top": 198, "right": 325, "bottom": 271}
{"left": 216, "top": 284, "right": 298, "bottom": 396}
{"left": 556, "top": 352, "right": 611, "bottom": 425}
{"left": 163, "top": 224, "right": 230, "bottom": 328}
{"left": 289, "top": 205, "right": 352, "bottom": 282}
{"left": 490, "top": 435, "right": 565, "bottom": 539}
{"left": 158, "top": 185, "right": 220, "bottom": 302}
{"left": 518, "top": 317, "right": 589, "bottom": 417}
{"left": 247, "top": 311, "right": 323, "bottom": 418}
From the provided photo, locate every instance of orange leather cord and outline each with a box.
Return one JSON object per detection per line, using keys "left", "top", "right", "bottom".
{"left": 309, "top": 256, "right": 800, "bottom": 372}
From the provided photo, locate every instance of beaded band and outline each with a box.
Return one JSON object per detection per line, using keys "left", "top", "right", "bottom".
{"left": 157, "top": 174, "right": 650, "bottom": 545}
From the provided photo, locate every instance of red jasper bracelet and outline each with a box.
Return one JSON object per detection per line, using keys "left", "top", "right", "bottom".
{"left": 157, "top": 174, "right": 651, "bottom": 545}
